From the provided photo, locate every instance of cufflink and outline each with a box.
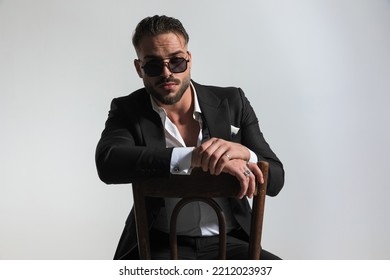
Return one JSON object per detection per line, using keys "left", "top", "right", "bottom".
{"left": 173, "top": 166, "right": 180, "bottom": 172}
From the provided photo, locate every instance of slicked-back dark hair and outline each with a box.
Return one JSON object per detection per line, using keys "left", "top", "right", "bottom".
{"left": 132, "top": 15, "right": 189, "bottom": 52}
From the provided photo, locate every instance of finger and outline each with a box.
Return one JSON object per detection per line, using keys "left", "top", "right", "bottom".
{"left": 237, "top": 174, "right": 248, "bottom": 199}
{"left": 247, "top": 162, "right": 264, "bottom": 184}
{"left": 246, "top": 172, "right": 256, "bottom": 198}
{"left": 257, "top": 170, "right": 264, "bottom": 185}
{"left": 196, "top": 138, "right": 216, "bottom": 171}
{"left": 208, "top": 146, "right": 230, "bottom": 175}
{"left": 214, "top": 151, "right": 231, "bottom": 175}
{"left": 200, "top": 138, "right": 227, "bottom": 173}
{"left": 238, "top": 167, "right": 253, "bottom": 199}
{"left": 240, "top": 166, "right": 254, "bottom": 198}
{"left": 200, "top": 139, "right": 220, "bottom": 172}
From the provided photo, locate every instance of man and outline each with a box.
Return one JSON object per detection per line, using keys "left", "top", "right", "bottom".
{"left": 96, "top": 15, "right": 284, "bottom": 260}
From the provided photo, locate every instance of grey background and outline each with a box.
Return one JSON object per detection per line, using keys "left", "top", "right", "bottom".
{"left": 1, "top": 0, "right": 389, "bottom": 259}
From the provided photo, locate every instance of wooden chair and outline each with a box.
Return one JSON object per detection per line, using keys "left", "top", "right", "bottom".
{"left": 132, "top": 161, "right": 269, "bottom": 260}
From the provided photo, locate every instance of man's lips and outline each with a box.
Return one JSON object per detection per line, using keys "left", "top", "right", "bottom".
{"left": 158, "top": 81, "right": 178, "bottom": 90}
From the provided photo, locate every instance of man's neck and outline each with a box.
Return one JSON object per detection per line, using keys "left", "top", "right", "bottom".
{"left": 166, "top": 88, "right": 199, "bottom": 147}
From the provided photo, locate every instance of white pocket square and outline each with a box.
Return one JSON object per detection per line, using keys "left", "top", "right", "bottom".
{"left": 230, "top": 125, "right": 240, "bottom": 137}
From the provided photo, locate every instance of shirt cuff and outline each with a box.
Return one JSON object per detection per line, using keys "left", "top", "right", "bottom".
{"left": 248, "top": 149, "right": 258, "bottom": 163}
{"left": 170, "top": 147, "right": 194, "bottom": 175}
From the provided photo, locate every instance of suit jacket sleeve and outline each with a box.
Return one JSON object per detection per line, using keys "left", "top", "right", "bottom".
{"left": 235, "top": 88, "right": 285, "bottom": 196}
{"left": 95, "top": 91, "right": 173, "bottom": 184}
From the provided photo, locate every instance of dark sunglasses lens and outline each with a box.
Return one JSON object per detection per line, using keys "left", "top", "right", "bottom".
{"left": 168, "top": 57, "right": 187, "bottom": 73}
{"left": 143, "top": 61, "right": 163, "bottom": 77}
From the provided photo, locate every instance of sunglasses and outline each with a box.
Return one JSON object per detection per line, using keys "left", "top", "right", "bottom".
{"left": 140, "top": 54, "right": 190, "bottom": 77}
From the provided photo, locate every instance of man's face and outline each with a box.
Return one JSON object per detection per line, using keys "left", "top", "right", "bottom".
{"left": 134, "top": 33, "right": 192, "bottom": 106}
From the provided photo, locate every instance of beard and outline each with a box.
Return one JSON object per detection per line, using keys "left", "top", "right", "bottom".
{"left": 145, "top": 75, "right": 191, "bottom": 105}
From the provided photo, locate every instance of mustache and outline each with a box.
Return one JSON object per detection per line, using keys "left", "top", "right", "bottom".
{"left": 156, "top": 78, "right": 180, "bottom": 86}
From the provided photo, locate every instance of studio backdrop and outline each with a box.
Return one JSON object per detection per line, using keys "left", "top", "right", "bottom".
{"left": 1, "top": 0, "right": 389, "bottom": 259}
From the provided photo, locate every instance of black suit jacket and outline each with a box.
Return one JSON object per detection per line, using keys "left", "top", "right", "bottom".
{"left": 96, "top": 81, "right": 284, "bottom": 259}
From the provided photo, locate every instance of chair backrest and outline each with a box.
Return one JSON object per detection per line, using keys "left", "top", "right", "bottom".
{"left": 131, "top": 161, "right": 269, "bottom": 259}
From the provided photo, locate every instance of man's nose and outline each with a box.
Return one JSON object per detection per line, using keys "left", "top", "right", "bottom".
{"left": 160, "top": 62, "right": 172, "bottom": 77}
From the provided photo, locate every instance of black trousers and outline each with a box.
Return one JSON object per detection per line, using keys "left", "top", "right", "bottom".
{"left": 150, "top": 229, "right": 281, "bottom": 260}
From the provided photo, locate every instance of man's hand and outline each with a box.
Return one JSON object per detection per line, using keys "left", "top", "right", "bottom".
{"left": 221, "top": 160, "right": 264, "bottom": 199}
{"left": 191, "top": 137, "right": 251, "bottom": 175}
{"left": 191, "top": 137, "right": 264, "bottom": 198}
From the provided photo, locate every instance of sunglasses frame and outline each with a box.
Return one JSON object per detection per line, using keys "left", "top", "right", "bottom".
{"left": 139, "top": 52, "right": 190, "bottom": 77}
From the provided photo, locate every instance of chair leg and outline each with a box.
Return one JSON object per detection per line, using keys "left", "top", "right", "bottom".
{"left": 248, "top": 161, "right": 268, "bottom": 259}
{"left": 132, "top": 185, "right": 152, "bottom": 259}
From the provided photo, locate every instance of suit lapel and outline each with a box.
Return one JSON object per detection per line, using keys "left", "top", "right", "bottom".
{"left": 194, "top": 82, "right": 231, "bottom": 140}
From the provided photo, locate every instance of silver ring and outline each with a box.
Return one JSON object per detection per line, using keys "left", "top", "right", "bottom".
{"left": 243, "top": 168, "right": 251, "bottom": 177}
{"left": 225, "top": 154, "right": 231, "bottom": 160}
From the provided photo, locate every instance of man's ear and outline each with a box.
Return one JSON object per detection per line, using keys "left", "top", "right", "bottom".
{"left": 134, "top": 59, "right": 143, "bottom": 78}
